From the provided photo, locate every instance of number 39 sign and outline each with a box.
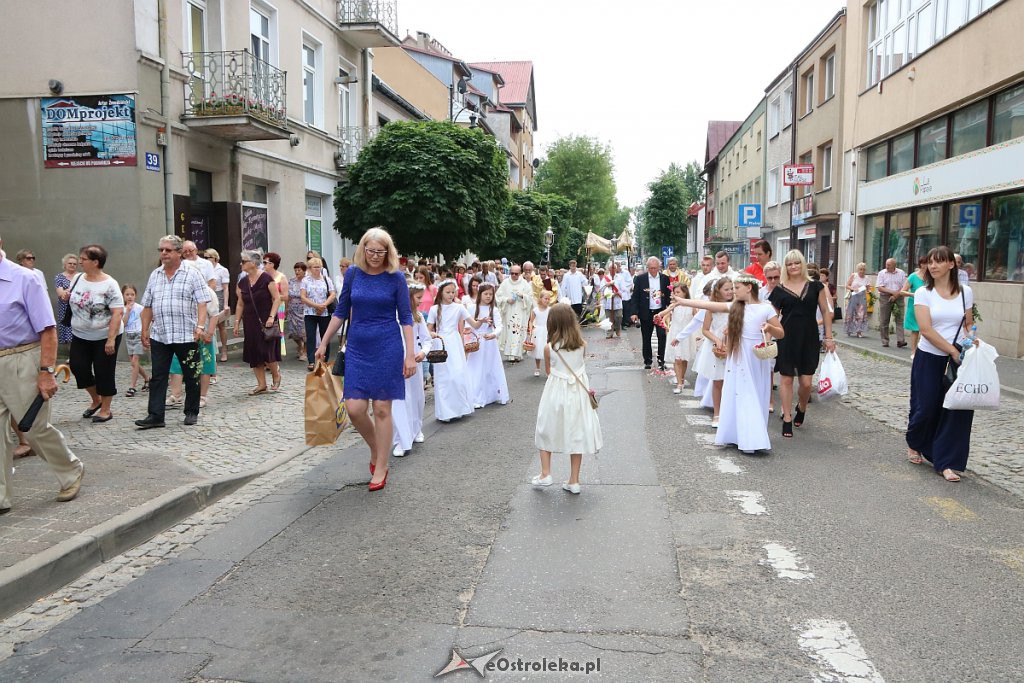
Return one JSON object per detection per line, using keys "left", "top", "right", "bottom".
{"left": 783, "top": 164, "right": 814, "bottom": 186}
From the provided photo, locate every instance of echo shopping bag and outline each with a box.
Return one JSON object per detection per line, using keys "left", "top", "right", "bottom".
{"left": 816, "top": 351, "right": 849, "bottom": 401}
{"left": 305, "top": 361, "right": 348, "bottom": 446}
{"left": 943, "top": 341, "right": 1000, "bottom": 411}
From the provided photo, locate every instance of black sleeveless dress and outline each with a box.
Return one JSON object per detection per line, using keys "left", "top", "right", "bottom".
{"left": 768, "top": 280, "right": 824, "bottom": 377}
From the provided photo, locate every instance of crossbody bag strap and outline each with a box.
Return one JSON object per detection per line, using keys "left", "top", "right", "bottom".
{"left": 553, "top": 347, "right": 592, "bottom": 395}
{"left": 245, "top": 274, "right": 272, "bottom": 325}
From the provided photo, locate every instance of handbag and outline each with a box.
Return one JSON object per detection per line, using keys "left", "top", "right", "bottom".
{"left": 941, "top": 289, "right": 968, "bottom": 391}
{"left": 425, "top": 337, "right": 448, "bottom": 363}
{"left": 554, "top": 348, "right": 599, "bottom": 410}
{"left": 60, "top": 274, "right": 82, "bottom": 326}
{"left": 331, "top": 318, "right": 349, "bottom": 377}
{"left": 244, "top": 275, "right": 280, "bottom": 341}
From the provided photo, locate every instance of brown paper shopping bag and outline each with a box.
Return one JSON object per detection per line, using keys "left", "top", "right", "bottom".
{"left": 305, "top": 361, "right": 348, "bottom": 446}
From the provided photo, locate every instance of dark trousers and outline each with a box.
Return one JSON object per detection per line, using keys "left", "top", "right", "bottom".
{"left": 69, "top": 334, "right": 122, "bottom": 396}
{"left": 305, "top": 315, "right": 331, "bottom": 365}
{"left": 622, "top": 299, "right": 636, "bottom": 327}
{"left": 638, "top": 311, "right": 666, "bottom": 367}
{"left": 906, "top": 351, "right": 974, "bottom": 472}
{"left": 147, "top": 340, "right": 201, "bottom": 420}
{"left": 571, "top": 303, "right": 584, "bottom": 320}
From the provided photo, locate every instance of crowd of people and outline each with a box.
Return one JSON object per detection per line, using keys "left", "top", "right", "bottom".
{"left": 0, "top": 230, "right": 982, "bottom": 512}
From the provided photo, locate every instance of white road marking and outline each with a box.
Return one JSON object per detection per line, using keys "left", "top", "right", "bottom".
{"left": 694, "top": 433, "right": 722, "bottom": 448}
{"left": 677, "top": 399, "right": 703, "bottom": 409}
{"left": 725, "top": 490, "right": 767, "bottom": 515}
{"left": 685, "top": 413, "right": 712, "bottom": 426}
{"left": 708, "top": 456, "right": 743, "bottom": 475}
{"left": 760, "top": 543, "right": 815, "bottom": 580}
{"left": 796, "top": 619, "right": 885, "bottom": 682}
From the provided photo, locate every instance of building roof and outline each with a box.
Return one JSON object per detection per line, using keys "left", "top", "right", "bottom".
{"left": 704, "top": 121, "right": 742, "bottom": 168}
{"left": 372, "top": 75, "right": 430, "bottom": 121}
{"left": 469, "top": 61, "right": 533, "bottom": 105}
{"left": 400, "top": 42, "right": 472, "bottom": 77}
{"left": 687, "top": 202, "right": 706, "bottom": 217}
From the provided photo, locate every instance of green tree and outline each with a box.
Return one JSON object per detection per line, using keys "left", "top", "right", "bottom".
{"left": 602, "top": 205, "right": 632, "bottom": 239}
{"left": 534, "top": 135, "right": 619, "bottom": 234}
{"left": 642, "top": 166, "right": 689, "bottom": 257}
{"left": 492, "top": 191, "right": 548, "bottom": 265}
{"left": 679, "top": 160, "right": 706, "bottom": 205}
{"left": 334, "top": 121, "right": 509, "bottom": 260}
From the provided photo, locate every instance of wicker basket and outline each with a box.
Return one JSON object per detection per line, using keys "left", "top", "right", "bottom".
{"left": 425, "top": 338, "right": 448, "bottom": 363}
{"left": 712, "top": 345, "right": 728, "bottom": 360}
{"left": 523, "top": 339, "right": 536, "bottom": 351}
{"left": 753, "top": 331, "right": 778, "bottom": 360}
{"left": 464, "top": 338, "right": 480, "bottom": 354}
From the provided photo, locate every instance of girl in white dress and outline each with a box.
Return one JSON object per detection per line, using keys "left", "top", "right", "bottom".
{"left": 694, "top": 278, "right": 733, "bottom": 425}
{"left": 533, "top": 304, "right": 602, "bottom": 494}
{"left": 674, "top": 275, "right": 784, "bottom": 453}
{"left": 427, "top": 281, "right": 475, "bottom": 422}
{"left": 527, "top": 290, "right": 553, "bottom": 377}
{"left": 466, "top": 283, "right": 509, "bottom": 408}
{"left": 658, "top": 282, "right": 698, "bottom": 395}
{"left": 461, "top": 275, "right": 482, "bottom": 310}
{"left": 393, "top": 284, "right": 434, "bottom": 456}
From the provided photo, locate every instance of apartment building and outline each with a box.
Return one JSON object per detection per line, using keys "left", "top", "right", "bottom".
{"left": 764, "top": 70, "right": 796, "bottom": 259}
{"left": 0, "top": 0, "right": 400, "bottom": 297}
{"left": 842, "top": 0, "right": 1024, "bottom": 356}
{"left": 470, "top": 61, "right": 539, "bottom": 190}
{"left": 710, "top": 100, "right": 767, "bottom": 262}
{"left": 702, "top": 120, "right": 742, "bottom": 251}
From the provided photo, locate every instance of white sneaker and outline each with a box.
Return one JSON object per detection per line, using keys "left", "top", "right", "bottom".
{"left": 562, "top": 482, "right": 581, "bottom": 494}
{"left": 531, "top": 474, "right": 553, "bottom": 487}
{"left": 711, "top": 418, "right": 719, "bottom": 429}
{"left": 393, "top": 445, "right": 406, "bottom": 457}
{"left": 414, "top": 432, "right": 425, "bottom": 443}
{"left": 672, "top": 386, "right": 682, "bottom": 395}
{"left": 533, "top": 370, "right": 540, "bottom": 377}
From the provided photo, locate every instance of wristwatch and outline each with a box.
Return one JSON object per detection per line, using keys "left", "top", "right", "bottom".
{"left": 39, "top": 366, "right": 55, "bottom": 374}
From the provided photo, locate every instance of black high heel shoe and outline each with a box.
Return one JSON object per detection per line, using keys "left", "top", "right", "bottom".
{"left": 782, "top": 420, "right": 793, "bottom": 438}
{"left": 794, "top": 406, "right": 806, "bottom": 427}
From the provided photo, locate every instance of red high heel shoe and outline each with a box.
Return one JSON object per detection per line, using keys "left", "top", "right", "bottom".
{"left": 368, "top": 469, "right": 388, "bottom": 491}
{"left": 370, "top": 462, "right": 375, "bottom": 475}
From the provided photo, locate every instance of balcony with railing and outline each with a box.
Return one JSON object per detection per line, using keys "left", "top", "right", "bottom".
{"left": 335, "top": 126, "right": 380, "bottom": 169}
{"left": 337, "top": 0, "right": 400, "bottom": 48}
{"left": 182, "top": 50, "right": 289, "bottom": 141}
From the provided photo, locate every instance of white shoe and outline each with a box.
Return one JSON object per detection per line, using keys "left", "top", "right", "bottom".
{"left": 533, "top": 370, "right": 540, "bottom": 377}
{"left": 562, "top": 482, "right": 581, "bottom": 494}
{"left": 393, "top": 445, "right": 406, "bottom": 457}
{"left": 414, "top": 432, "right": 425, "bottom": 443}
{"left": 711, "top": 418, "right": 719, "bottom": 429}
{"left": 474, "top": 404, "right": 485, "bottom": 409}
{"left": 673, "top": 386, "right": 682, "bottom": 395}
{"left": 531, "top": 474, "right": 553, "bottom": 487}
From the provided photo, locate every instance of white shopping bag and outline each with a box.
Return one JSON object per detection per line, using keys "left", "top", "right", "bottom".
{"left": 816, "top": 351, "right": 848, "bottom": 400}
{"left": 943, "top": 341, "right": 1000, "bottom": 411}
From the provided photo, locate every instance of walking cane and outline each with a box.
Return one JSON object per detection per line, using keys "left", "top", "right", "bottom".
{"left": 18, "top": 365, "right": 71, "bottom": 432}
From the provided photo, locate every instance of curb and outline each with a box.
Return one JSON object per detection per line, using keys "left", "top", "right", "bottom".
{"left": 835, "top": 339, "right": 1024, "bottom": 400}
{"left": 0, "top": 443, "right": 312, "bottom": 620}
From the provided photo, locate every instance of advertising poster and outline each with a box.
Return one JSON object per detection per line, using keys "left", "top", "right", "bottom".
{"left": 243, "top": 206, "right": 269, "bottom": 254}
{"left": 41, "top": 94, "right": 137, "bottom": 168}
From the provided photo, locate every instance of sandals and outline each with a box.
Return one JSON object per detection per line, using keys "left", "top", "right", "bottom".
{"left": 248, "top": 386, "right": 268, "bottom": 396}
{"left": 141, "top": 380, "right": 150, "bottom": 392}
{"left": 941, "top": 469, "right": 962, "bottom": 482}
{"left": 794, "top": 406, "right": 806, "bottom": 427}
{"left": 782, "top": 420, "right": 793, "bottom": 438}
{"left": 306, "top": 364, "right": 315, "bottom": 372}
{"left": 126, "top": 387, "right": 137, "bottom": 398}
{"left": 908, "top": 449, "right": 925, "bottom": 465}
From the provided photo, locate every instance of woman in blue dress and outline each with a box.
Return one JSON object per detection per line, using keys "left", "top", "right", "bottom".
{"left": 316, "top": 227, "right": 416, "bottom": 491}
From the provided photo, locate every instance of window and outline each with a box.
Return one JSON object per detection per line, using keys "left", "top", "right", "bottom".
{"left": 820, "top": 143, "right": 833, "bottom": 190}
{"left": 866, "top": 142, "right": 888, "bottom": 181}
{"left": 986, "top": 191, "right": 1024, "bottom": 281}
{"left": 302, "top": 44, "right": 316, "bottom": 126}
{"left": 952, "top": 100, "right": 988, "bottom": 156}
{"left": 948, "top": 199, "right": 982, "bottom": 279}
{"left": 866, "top": 214, "right": 886, "bottom": 271}
{"left": 917, "top": 117, "right": 947, "bottom": 166}
{"left": 241, "top": 181, "right": 269, "bottom": 253}
{"left": 756, "top": 131, "right": 762, "bottom": 150}
{"left": 189, "top": 169, "right": 212, "bottom": 203}
{"left": 993, "top": 84, "right": 1024, "bottom": 144}
{"left": 305, "top": 194, "right": 323, "bottom": 254}
{"left": 823, "top": 52, "right": 836, "bottom": 100}
{"left": 887, "top": 210, "right": 912, "bottom": 273}
{"left": 889, "top": 131, "right": 915, "bottom": 174}
{"left": 249, "top": 6, "right": 271, "bottom": 63}
{"left": 803, "top": 70, "right": 814, "bottom": 115}
{"left": 782, "top": 87, "right": 793, "bottom": 127}
{"left": 914, "top": 205, "right": 942, "bottom": 266}
{"left": 769, "top": 97, "right": 781, "bottom": 137}
{"left": 187, "top": 0, "right": 206, "bottom": 54}
{"left": 337, "top": 65, "right": 352, "bottom": 129}
{"left": 798, "top": 151, "right": 812, "bottom": 198}
{"left": 768, "top": 167, "right": 779, "bottom": 207}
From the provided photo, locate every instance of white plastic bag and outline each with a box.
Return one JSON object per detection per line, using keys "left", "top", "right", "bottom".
{"left": 816, "top": 351, "right": 848, "bottom": 401}
{"left": 943, "top": 341, "right": 1000, "bottom": 411}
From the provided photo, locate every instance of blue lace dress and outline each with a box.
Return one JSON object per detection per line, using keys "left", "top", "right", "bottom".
{"left": 333, "top": 267, "right": 413, "bottom": 400}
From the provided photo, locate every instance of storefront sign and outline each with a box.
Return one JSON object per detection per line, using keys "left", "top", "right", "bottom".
{"left": 791, "top": 194, "right": 814, "bottom": 226}
{"left": 798, "top": 225, "right": 817, "bottom": 240}
{"left": 783, "top": 164, "right": 814, "bottom": 186}
{"left": 41, "top": 94, "right": 137, "bottom": 168}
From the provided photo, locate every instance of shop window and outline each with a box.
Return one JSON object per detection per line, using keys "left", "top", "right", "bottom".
{"left": 951, "top": 100, "right": 988, "bottom": 156}
{"left": 866, "top": 214, "right": 886, "bottom": 272}
{"left": 948, "top": 200, "right": 982, "bottom": 280}
{"left": 986, "top": 192, "right": 1024, "bottom": 281}
{"left": 866, "top": 142, "right": 888, "bottom": 181}
{"left": 242, "top": 181, "right": 269, "bottom": 253}
{"left": 917, "top": 117, "right": 947, "bottom": 166}
{"left": 913, "top": 205, "right": 942, "bottom": 267}
{"left": 887, "top": 210, "right": 912, "bottom": 273}
{"left": 889, "top": 131, "right": 915, "bottom": 175}
{"left": 189, "top": 169, "right": 212, "bottom": 203}
{"left": 993, "top": 84, "right": 1024, "bottom": 144}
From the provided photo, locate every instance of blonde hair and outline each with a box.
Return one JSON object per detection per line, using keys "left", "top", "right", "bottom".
{"left": 546, "top": 303, "right": 584, "bottom": 352}
{"left": 306, "top": 257, "right": 323, "bottom": 269}
{"left": 763, "top": 260, "right": 781, "bottom": 274}
{"left": 783, "top": 249, "right": 810, "bottom": 282}
{"left": 354, "top": 227, "right": 400, "bottom": 273}
{"left": 205, "top": 248, "right": 220, "bottom": 261}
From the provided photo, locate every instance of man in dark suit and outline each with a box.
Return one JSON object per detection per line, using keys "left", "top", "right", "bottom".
{"left": 630, "top": 256, "right": 672, "bottom": 370}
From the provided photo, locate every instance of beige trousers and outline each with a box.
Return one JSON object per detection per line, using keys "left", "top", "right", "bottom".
{"left": 0, "top": 347, "right": 82, "bottom": 509}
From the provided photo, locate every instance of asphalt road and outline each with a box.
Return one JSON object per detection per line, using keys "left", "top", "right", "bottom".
{"left": 3, "top": 330, "right": 1023, "bottom": 682}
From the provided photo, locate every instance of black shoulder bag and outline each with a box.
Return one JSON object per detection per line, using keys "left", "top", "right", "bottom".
{"left": 60, "top": 274, "right": 82, "bottom": 326}
{"left": 331, "top": 269, "right": 353, "bottom": 377}
{"left": 941, "top": 289, "right": 968, "bottom": 390}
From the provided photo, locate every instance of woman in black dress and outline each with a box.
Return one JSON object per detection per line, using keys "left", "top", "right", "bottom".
{"left": 234, "top": 250, "right": 282, "bottom": 394}
{"left": 768, "top": 250, "right": 835, "bottom": 438}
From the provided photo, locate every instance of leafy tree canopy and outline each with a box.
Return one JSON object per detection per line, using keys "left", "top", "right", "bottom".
{"left": 642, "top": 165, "right": 690, "bottom": 257}
{"left": 334, "top": 121, "right": 509, "bottom": 261}
{"left": 534, "top": 135, "right": 619, "bottom": 234}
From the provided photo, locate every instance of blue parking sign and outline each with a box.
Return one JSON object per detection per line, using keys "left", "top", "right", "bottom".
{"left": 738, "top": 204, "right": 761, "bottom": 227}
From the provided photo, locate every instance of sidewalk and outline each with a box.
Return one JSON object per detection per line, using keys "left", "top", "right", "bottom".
{"left": 0, "top": 352, "right": 338, "bottom": 618}
{"left": 836, "top": 327, "right": 1024, "bottom": 397}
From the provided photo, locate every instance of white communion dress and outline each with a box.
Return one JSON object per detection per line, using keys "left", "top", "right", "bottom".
{"left": 427, "top": 303, "right": 474, "bottom": 421}
{"left": 392, "top": 318, "right": 432, "bottom": 452}
{"left": 666, "top": 306, "right": 698, "bottom": 364}
{"left": 535, "top": 344, "right": 603, "bottom": 454}
{"left": 714, "top": 302, "right": 777, "bottom": 453}
{"left": 466, "top": 304, "right": 509, "bottom": 407}
{"left": 695, "top": 311, "right": 728, "bottom": 409}
{"left": 531, "top": 306, "right": 549, "bottom": 361}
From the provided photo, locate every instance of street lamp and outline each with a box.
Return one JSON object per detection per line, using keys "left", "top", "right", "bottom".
{"left": 544, "top": 227, "right": 554, "bottom": 265}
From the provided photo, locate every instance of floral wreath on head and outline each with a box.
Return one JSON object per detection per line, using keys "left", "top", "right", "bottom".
{"left": 731, "top": 273, "right": 761, "bottom": 287}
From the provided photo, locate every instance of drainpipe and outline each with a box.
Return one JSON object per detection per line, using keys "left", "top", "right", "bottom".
{"left": 789, "top": 63, "right": 798, "bottom": 248}
{"left": 158, "top": 0, "right": 173, "bottom": 234}
{"left": 361, "top": 48, "right": 372, "bottom": 128}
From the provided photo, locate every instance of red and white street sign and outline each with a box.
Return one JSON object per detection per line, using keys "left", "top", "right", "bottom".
{"left": 784, "top": 164, "right": 814, "bottom": 186}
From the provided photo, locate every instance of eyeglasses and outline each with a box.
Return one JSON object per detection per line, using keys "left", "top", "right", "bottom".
{"left": 158, "top": 248, "right": 177, "bottom": 253}
{"left": 23, "top": 256, "right": 36, "bottom": 261}
{"left": 766, "top": 275, "right": 781, "bottom": 281}
{"left": 364, "top": 247, "right": 387, "bottom": 257}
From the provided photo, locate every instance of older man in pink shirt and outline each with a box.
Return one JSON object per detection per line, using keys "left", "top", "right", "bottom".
{"left": 0, "top": 235, "right": 84, "bottom": 513}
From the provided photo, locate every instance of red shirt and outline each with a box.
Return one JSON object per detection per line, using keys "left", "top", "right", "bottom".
{"left": 745, "top": 261, "right": 766, "bottom": 286}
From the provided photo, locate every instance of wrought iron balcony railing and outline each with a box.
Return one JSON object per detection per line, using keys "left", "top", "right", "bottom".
{"left": 338, "top": 0, "right": 398, "bottom": 34}
{"left": 336, "top": 125, "right": 380, "bottom": 168}
{"left": 182, "top": 50, "right": 287, "bottom": 128}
